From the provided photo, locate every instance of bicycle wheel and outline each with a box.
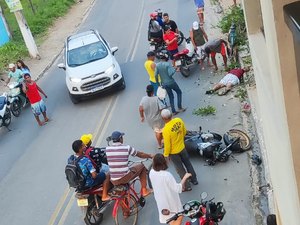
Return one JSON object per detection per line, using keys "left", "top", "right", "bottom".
{"left": 223, "top": 129, "right": 251, "bottom": 152}
{"left": 115, "top": 194, "right": 138, "bottom": 225}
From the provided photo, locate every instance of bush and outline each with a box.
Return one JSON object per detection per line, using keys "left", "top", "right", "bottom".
{"left": 0, "top": 42, "right": 28, "bottom": 68}
{"left": 218, "top": 6, "right": 247, "bottom": 46}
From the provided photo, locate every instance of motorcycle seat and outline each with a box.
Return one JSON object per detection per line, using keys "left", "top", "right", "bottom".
{"left": 173, "top": 49, "right": 189, "bottom": 58}
{"left": 0, "top": 96, "right": 6, "bottom": 111}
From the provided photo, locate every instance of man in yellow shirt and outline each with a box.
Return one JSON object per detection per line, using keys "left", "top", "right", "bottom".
{"left": 161, "top": 109, "right": 198, "bottom": 191}
{"left": 144, "top": 51, "right": 160, "bottom": 95}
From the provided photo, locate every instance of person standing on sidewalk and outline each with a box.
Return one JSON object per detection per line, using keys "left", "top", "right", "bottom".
{"left": 161, "top": 109, "right": 198, "bottom": 191}
{"left": 150, "top": 153, "right": 192, "bottom": 225}
{"left": 22, "top": 73, "right": 49, "bottom": 126}
{"left": 144, "top": 51, "right": 160, "bottom": 95}
{"left": 190, "top": 21, "right": 209, "bottom": 70}
{"left": 139, "top": 85, "right": 165, "bottom": 149}
{"left": 194, "top": 0, "right": 205, "bottom": 25}
{"left": 155, "top": 51, "right": 186, "bottom": 115}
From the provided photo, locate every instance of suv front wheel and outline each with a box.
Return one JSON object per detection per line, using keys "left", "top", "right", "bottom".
{"left": 69, "top": 92, "right": 80, "bottom": 104}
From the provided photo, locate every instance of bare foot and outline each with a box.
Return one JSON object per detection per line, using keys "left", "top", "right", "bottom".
{"left": 44, "top": 118, "right": 50, "bottom": 123}
{"left": 38, "top": 121, "right": 45, "bottom": 126}
{"left": 141, "top": 188, "right": 153, "bottom": 197}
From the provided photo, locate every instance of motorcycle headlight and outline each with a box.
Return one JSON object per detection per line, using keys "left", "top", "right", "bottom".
{"left": 105, "top": 64, "right": 115, "bottom": 74}
{"left": 70, "top": 77, "right": 82, "bottom": 83}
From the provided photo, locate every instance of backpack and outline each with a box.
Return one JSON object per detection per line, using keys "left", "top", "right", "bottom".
{"left": 65, "top": 155, "right": 86, "bottom": 189}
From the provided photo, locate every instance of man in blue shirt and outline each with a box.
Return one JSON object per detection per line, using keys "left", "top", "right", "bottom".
{"left": 69, "top": 140, "right": 111, "bottom": 201}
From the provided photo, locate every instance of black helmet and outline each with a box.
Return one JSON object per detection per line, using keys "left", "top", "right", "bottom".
{"left": 158, "top": 50, "right": 169, "bottom": 60}
{"left": 164, "top": 25, "right": 171, "bottom": 31}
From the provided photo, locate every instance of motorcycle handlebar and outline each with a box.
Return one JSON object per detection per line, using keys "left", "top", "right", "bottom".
{"left": 166, "top": 211, "right": 183, "bottom": 224}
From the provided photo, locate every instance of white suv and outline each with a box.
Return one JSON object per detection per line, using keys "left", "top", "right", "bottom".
{"left": 58, "top": 30, "right": 125, "bottom": 103}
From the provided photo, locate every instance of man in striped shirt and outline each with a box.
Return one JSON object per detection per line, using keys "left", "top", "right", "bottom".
{"left": 105, "top": 131, "right": 153, "bottom": 197}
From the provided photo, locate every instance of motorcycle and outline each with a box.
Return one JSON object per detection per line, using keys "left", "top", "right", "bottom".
{"left": 163, "top": 192, "right": 226, "bottom": 225}
{"left": 0, "top": 92, "right": 12, "bottom": 129}
{"left": 75, "top": 184, "right": 113, "bottom": 225}
{"left": 149, "top": 37, "right": 166, "bottom": 54}
{"left": 173, "top": 37, "right": 204, "bottom": 77}
{"left": 7, "top": 82, "right": 29, "bottom": 117}
{"left": 184, "top": 127, "right": 251, "bottom": 165}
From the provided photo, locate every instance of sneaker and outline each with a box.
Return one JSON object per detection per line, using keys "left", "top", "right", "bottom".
{"left": 205, "top": 90, "right": 214, "bottom": 94}
{"left": 177, "top": 107, "right": 187, "bottom": 113}
{"left": 191, "top": 180, "right": 199, "bottom": 185}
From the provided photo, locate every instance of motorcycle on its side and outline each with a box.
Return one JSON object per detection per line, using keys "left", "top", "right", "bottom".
{"left": 173, "top": 37, "right": 204, "bottom": 77}
{"left": 163, "top": 192, "right": 226, "bottom": 225}
{"left": 0, "top": 92, "right": 12, "bottom": 129}
{"left": 184, "top": 127, "right": 251, "bottom": 165}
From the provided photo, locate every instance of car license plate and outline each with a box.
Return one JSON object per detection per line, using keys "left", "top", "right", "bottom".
{"left": 91, "top": 86, "right": 104, "bottom": 93}
{"left": 175, "top": 60, "right": 182, "bottom": 66}
{"left": 149, "top": 45, "right": 155, "bottom": 51}
{"left": 77, "top": 198, "right": 88, "bottom": 207}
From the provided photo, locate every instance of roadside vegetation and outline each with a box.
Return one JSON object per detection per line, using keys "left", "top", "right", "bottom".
{"left": 0, "top": 0, "right": 76, "bottom": 71}
{"left": 193, "top": 105, "right": 216, "bottom": 116}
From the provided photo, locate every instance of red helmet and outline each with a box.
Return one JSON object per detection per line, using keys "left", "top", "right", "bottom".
{"left": 150, "top": 12, "right": 158, "bottom": 18}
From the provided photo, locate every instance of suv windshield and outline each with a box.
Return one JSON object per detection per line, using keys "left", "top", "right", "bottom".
{"left": 67, "top": 41, "right": 108, "bottom": 67}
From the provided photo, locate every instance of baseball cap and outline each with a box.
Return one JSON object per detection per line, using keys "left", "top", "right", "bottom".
{"left": 80, "top": 134, "right": 93, "bottom": 145}
{"left": 193, "top": 21, "right": 199, "bottom": 30}
{"left": 146, "top": 84, "right": 154, "bottom": 93}
{"left": 8, "top": 63, "right": 15, "bottom": 69}
{"left": 111, "top": 131, "right": 125, "bottom": 141}
{"left": 147, "top": 51, "right": 155, "bottom": 57}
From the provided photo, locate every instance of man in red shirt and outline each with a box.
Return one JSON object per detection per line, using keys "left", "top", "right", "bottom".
{"left": 163, "top": 25, "right": 179, "bottom": 67}
{"left": 206, "top": 67, "right": 250, "bottom": 95}
{"left": 22, "top": 73, "right": 49, "bottom": 126}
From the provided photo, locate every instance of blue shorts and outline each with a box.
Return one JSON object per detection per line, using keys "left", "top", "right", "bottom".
{"left": 89, "top": 172, "right": 106, "bottom": 188}
{"left": 31, "top": 99, "right": 46, "bottom": 116}
{"left": 100, "top": 163, "right": 110, "bottom": 174}
{"left": 168, "top": 49, "right": 178, "bottom": 60}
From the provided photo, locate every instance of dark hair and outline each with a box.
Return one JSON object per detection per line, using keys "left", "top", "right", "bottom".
{"left": 267, "top": 214, "right": 277, "bottom": 225}
{"left": 204, "top": 47, "right": 211, "bottom": 54}
{"left": 23, "top": 73, "right": 31, "bottom": 78}
{"left": 146, "top": 84, "right": 154, "bottom": 96}
{"left": 164, "top": 25, "right": 171, "bottom": 31}
{"left": 147, "top": 51, "right": 155, "bottom": 57}
{"left": 163, "top": 13, "right": 168, "bottom": 17}
{"left": 72, "top": 140, "right": 83, "bottom": 153}
{"left": 17, "top": 59, "right": 30, "bottom": 71}
{"left": 153, "top": 153, "right": 168, "bottom": 171}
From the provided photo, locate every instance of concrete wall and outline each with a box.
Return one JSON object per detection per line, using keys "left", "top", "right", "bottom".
{"left": 242, "top": 0, "right": 300, "bottom": 224}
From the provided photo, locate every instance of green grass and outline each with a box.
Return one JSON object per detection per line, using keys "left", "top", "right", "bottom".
{"left": 193, "top": 105, "right": 216, "bottom": 116}
{"left": 234, "top": 87, "right": 247, "bottom": 101}
{"left": 0, "top": 0, "right": 76, "bottom": 70}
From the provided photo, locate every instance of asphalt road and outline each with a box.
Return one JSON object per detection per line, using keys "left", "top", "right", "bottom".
{"left": 0, "top": 0, "right": 255, "bottom": 225}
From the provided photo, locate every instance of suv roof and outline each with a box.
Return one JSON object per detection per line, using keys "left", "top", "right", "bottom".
{"left": 67, "top": 30, "right": 101, "bottom": 51}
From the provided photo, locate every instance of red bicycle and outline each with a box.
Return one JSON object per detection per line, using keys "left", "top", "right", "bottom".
{"left": 110, "top": 159, "right": 152, "bottom": 225}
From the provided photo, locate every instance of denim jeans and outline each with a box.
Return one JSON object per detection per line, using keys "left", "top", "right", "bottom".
{"left": 150, "top": 81, "right": 159, "bottom": 96}
{"left": 169, "top": 149, "right": 198, "bottom": 189}
{"left": 164, "top": 82, "right": 182, "bottom": 113}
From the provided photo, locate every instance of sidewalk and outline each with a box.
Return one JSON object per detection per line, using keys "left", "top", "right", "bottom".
{"left": 0, "top": 0, "right": 95, "bottom": 93}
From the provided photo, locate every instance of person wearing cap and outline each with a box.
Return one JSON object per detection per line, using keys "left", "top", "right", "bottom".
{"left": 190, "top": 21, "right": 209, "bottom": 70}
{"left": 5, "top": 63, "right": 24, "bottom": 86}
{"left": 68, "top": 140, "right": 111, "bottom": 201}
{"left": 162, "top": 13, "right": 178, "bottom": 33}
{"left": 105, "top": 131, "right": 153, "bottom": 197}
{"left": 204, "top": 38, "right": 228, "bottom": 71}
{"left": 144, "top": 51, "right": 160, "bottom": 95}
{"left": 148, "top": 12, "right": 163, "bottom": 40}
{"left": 194, "top": 0, "right": 205, "bottom": 25}
{"left": 81, "top": 134, "right": 109, "bottom": 174}
{"left": 163, "top": 25, "right": 179, "bottom": 66}
{"left": 161, "top": 109, "right": 198, "bottom": 192}
{"left": 155, "top": 51, "right": 186, "bottom": 115}
{"left": 139, "top": 85, "right": 165, "bottom": 149}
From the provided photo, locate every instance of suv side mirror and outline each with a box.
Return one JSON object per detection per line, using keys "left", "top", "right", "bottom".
{"left": 111, "top": 47, "right": 118, "bottom": 55}
{"left": 58, "top": 63, "right": 66, "bottom": 71}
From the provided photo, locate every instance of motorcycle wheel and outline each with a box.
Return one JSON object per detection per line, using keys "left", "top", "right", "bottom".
{"left": 3, "top": 108, "right": 11, "bottom": 127}
{"left": 84, "top": 196, "right": 104, "bottom": 225}
{"left": 177, "top": 31, "right": 184, "bottom": 46}
{"left": 223, "top": 129, "right": 251, "bottom": 152}
{"left": 180, "top": 66, "right": 190, "bottom": 77}
{"left": 11, "top": 99, "right": 22, "bottom": 117}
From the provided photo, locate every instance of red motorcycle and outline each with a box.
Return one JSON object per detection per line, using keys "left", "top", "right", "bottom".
{"left": 163, "top": 192, "right": 226, "bottom": 225}
{"left": 75, "top": 184, "right": 113, "bottom": 225}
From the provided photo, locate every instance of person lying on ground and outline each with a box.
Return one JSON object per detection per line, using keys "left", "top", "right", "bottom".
{"left": 206, "top": 67, "right": 250, "bottom": 95}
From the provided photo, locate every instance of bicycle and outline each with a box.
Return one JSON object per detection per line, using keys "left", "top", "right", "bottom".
{"left": 110, "top": 159, "right": 153, "bottom": 225}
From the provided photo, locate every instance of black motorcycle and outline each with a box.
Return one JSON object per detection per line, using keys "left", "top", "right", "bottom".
{"left": 185, "top": 127, "right": 251, "bottom": 165}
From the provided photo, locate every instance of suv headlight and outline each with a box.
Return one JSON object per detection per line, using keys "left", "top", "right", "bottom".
{"left": 105, "top": 64, "right": 115, "bottom": 74}
{"left": 70, "top": 77, "right": 82, "bottom": 83}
